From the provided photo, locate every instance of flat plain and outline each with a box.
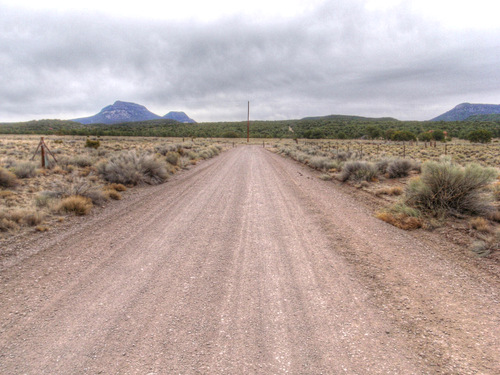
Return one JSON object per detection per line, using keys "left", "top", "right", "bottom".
{"left": 0, "top": 145, "right": 498, "bottom": 374}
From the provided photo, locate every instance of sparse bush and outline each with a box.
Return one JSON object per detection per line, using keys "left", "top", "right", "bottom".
{"left": 97, "top": 151, "right": 168, "bottom": 186}
{"left": 376, "top": 159, "right": 390, "bottom": 174}
{"left": 35, "top": 191, "right": 61, "bottom": 207}
{"left": 155, "top": 144, "right": 178, "bottom": 156}
{"left": 0, "top": 217, "right": 19, "bottom": 232}
{"left": 23, "top": 211, "right": 45, "bottom": 226}
{"left": 13, "top": 162, "right": 38, "bottom": 178}
{"left": 339, "top": 161, "right": 378, "bottom": 182}
{"left": 187, "top": 151, "right": 199, "bottom": 160}
{"left": 58, "top": 195, "right": 93, "bottom": 215}
{"left": 68, "top": 155, "right": 93, "bottom": 168}
{"left": 85, "top": 138, "right": 100, "bottom": 149}
{"left": 84, "top": 189, "right": 109, "bottom": 205}
{"left": 166, "top": 151, "right": 180, "bottom": 166}
{"left": 405, "top": 159, "right": 498, "bottom": 216}
{"left": 309, "top": 156, "right": 339, "bottom": 171}
{"left": 0, "top": 168, "right": 18, "bottom": 187}
{"left": 336, "top": 151, "right": 353, "bottom": 161}
{"left": 386, "top": 159, "right": 415, "bottom": 178}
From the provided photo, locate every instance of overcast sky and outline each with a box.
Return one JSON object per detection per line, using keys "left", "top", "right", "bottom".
{"left": 1, "top": 0, "right": 499, "bottom": 122}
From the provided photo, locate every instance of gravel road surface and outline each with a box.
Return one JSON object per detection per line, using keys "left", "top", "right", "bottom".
{"left": 1, "top": 146, "right": 498, "bottom": 374}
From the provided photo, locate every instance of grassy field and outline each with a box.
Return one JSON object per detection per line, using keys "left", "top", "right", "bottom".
{"left": 271, "top": 138, "right": 500, "bottom": 167}
{"left": 0, "top": 135, "right": 229, "bottom": 239}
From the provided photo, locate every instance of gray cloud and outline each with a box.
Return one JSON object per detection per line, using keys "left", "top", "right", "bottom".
{"left": 1, "top": 2, "right": 499, "bottom": 122}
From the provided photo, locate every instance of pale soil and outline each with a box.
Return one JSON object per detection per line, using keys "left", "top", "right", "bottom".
{"left": 0, "top": 146, "right": 498, "bottom": 374}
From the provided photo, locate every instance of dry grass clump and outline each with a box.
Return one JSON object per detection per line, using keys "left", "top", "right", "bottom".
{"left": 97, "top": 151, "right": 168, "bottom": 186}
{"left": 492, "top": 182, "right": 500, "bottom": 201}
{"left": 405, "top": 159, "right": 497, "bottom": 216}
{"left": 470, "top": 230, "right": 500, "bottom": 257}
{"left": 0, "top": 167, "right": 18, "bottom": 187}
{"left": 375, "top": 186, "right": 404, "bottom": 196}
{"left": 319, "top": 174, "right": 333, "bottom": 181}
{"left": 13, "top": 161, "right": 38, "bottom": 178}
{"left": 376, "top": 203, "right": 423, "bottom": 230}
{"left": 0, "top": 208, "right": 45, "bottom": 231}
{"left": 58, "top": 195, "right": 93, "bottom": 215}
{"left": 22, "top": 211, "right": 45, "bottom": 226}
{"left": 107, "top": 183, "right": 127, "bottom": 192}
{"left": 104, "top": 187, "right": 122, "bottom": 200}
{"left": 469, "top": 217, "right": 492, "bottom": 233}
{"left": 486, "top": 210, "right": 500, "bottom": 223}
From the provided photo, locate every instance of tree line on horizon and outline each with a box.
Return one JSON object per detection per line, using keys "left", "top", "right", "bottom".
{"left": 0, "top": 117, "right": 498, "bottom": 142}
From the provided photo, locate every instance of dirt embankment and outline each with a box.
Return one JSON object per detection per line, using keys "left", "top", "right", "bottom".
{"left": 0, "top": 146, "right": 498, "bottom": 374}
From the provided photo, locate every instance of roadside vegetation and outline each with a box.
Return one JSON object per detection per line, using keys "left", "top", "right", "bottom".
{"left": 0, "top": 135, "right": 226, "bottom": 239}
{"left": 272, "top": 139, "right": 500, "bottom": 258}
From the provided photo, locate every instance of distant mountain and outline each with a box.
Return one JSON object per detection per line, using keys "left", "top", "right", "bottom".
{"left": 163, "top": 111, "right": 196, "bottom": 123}
{"left": 73, "top": 101, "right": 162, "bottom": 124}
{"left": 430, "top": 103, "right": 500, "bottom": 121}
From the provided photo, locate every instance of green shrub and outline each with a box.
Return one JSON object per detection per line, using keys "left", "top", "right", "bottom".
{"left": 222, "top": 131, "right": 240, "bottom": 138}
{"left": 391, "top": 130, "right": 416, "bottom": 142}
{"left": 418, "top": 132, "right": 433, "bottom": 142}
{"left": 0, "top": 168, "right": 18, "bottom": 187}
{"left": 405, "top": 159, "right": 497, "bottom": 215}
{"left": 468, "top": 129, "right": 492, "bottom": 143}
{"left": 97, "top": 151, "right": 168, "bottom": 186}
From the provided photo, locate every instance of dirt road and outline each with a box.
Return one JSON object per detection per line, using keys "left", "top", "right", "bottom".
{"left": 1, "top": 146, "right": 498, "bottom": 374}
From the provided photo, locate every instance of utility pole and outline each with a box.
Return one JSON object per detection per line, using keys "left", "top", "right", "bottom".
{"left": 247, "top": 101, "right": 250, "bottom": 143}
